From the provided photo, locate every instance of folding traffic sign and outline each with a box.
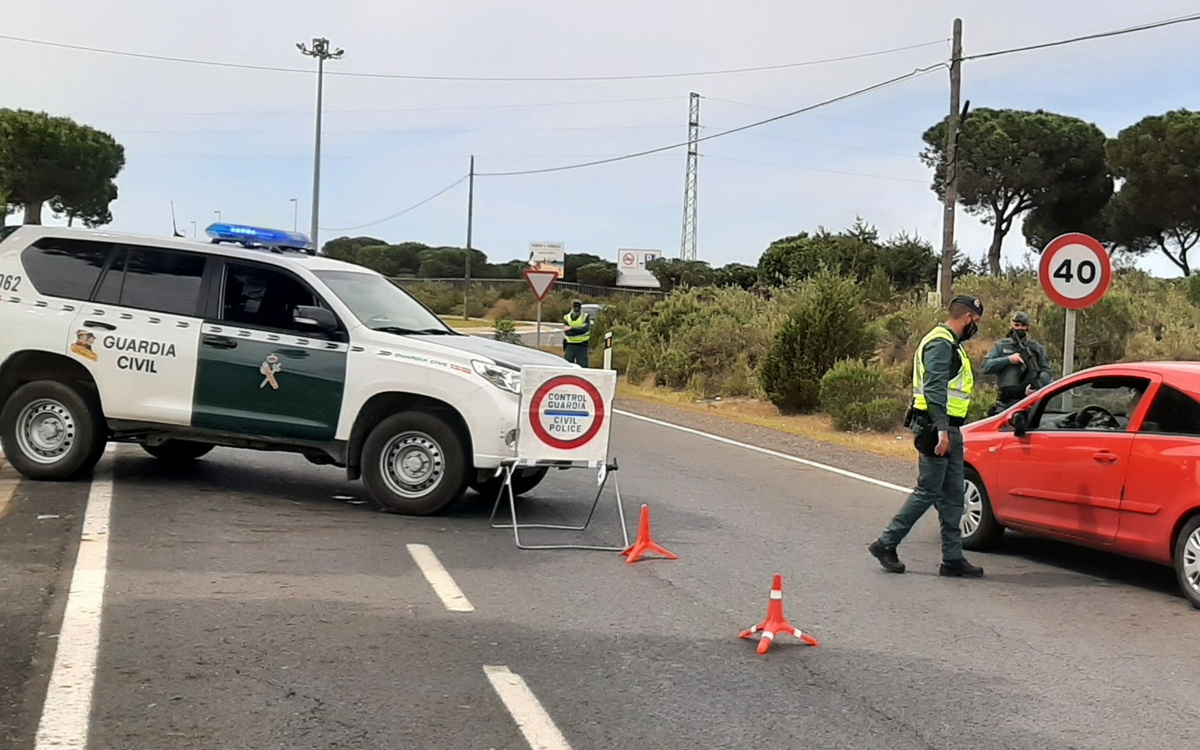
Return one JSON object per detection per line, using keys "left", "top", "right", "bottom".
{"left": 524, "top": 269, "right": 558, "bottom": 301}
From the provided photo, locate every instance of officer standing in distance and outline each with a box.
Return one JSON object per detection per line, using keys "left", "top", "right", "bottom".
{"left": 982, "top": 311, "right": 1052, "bottom": 415}
{"left": 562, "top": 299, "right": 592, "bottom": 367}
{"left": 868, "top": 295, "right": 986, "bottom": 578}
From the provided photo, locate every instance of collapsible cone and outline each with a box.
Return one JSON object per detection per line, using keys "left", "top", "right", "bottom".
{"left": 739, "top": 574, "right": 818, "bottom": 654}
{"left": 620, "top": 504, "right": 678, "bottom": 564}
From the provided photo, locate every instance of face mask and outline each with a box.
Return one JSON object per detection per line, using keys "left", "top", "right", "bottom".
{"left": 1011, "top": 328, "right": 1027, "bottom": 340}
{"left": 961, "top": 321, "right": 978, "bottom": 341}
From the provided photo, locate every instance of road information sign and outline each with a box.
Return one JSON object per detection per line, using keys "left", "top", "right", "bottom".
{"left": 518, "top": 366, "right": 616, "bottom": 464}
{"left": 1039, "top": 232, "right": 1112, "bottom": 376}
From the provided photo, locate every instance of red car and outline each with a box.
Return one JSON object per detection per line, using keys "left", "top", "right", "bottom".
{"left": 960, "top": 362, "right": 1200, "bottom": 609}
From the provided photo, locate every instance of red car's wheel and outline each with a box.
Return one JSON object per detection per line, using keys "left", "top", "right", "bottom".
{"left": 1173, "top": 515, "right": 1200, "bottom": 610}
{"left": 962, "top": 466, "right": 1005, "bottom": 551}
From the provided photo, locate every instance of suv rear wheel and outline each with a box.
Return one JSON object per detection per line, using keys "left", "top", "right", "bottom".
{"left": 361, "top": 412, "right": 468, "bottom": 515}
{"left": 0, "top": 380, "right": 107, "bottom": 480}
{"left": 142, "top": 440, "right": 214, "bottom": 464}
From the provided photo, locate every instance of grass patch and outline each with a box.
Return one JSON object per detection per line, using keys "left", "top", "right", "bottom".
{"left": 615, "top": 381, "right": 914, "bottom": 460}
{"left": 440, "top": 316, "right": 497, "bottom": 329}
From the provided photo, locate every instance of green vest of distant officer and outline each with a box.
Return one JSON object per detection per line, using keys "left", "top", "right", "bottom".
{"left": 981, "top": 310, "right": 1052, "bottom": 413}
{"left": 562, "top": 299, "right": 592, "bottom": 367}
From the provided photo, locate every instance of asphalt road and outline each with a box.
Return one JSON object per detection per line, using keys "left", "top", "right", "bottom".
{"left": 3, "top": 404, "right": 1199, "bottom": 749}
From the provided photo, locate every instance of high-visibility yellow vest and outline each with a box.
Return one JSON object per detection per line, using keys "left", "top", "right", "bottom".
{"left": 563, "top": 311, "right": 591, "bottom": 344}
{"left": 912, "top": 325, "right": 974, "bottom": 419}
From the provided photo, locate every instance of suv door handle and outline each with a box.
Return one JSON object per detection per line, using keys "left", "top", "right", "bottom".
{"left": 1093, "top": 451, "right": 1118, "bottom": 464}
{"left": 84, "top": 320, "right": 116, "bottom": 331}
{"left": 202, "top": 334, "right": 237, "bottom": 350}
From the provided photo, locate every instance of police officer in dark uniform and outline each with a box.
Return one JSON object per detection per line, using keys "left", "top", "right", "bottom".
{"left": 982, "top": 311, "right": 1052, "bottom": 415}
{"left": 868, "top": 294, "right": 986, "bottom": 578}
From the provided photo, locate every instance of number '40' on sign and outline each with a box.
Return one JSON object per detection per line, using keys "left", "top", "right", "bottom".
{"left": 1038, "top": 233, "right": 1112, "bottom": 311}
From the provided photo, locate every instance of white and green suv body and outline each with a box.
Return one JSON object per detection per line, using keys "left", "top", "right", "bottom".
{"left": 0, "top": 225, "right": 568, "bottom": 514}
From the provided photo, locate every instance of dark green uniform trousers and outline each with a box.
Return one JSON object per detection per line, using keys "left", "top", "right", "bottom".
{"left": 563, "top": 343, "right": 590, "bottom": 367}
{"left": 878, "top": 426, "right": 966, "bottom": 562}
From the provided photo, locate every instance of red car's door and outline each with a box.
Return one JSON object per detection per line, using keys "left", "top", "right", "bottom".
{"left": 993, "top": 375, "right": 1148, "bottom": 544}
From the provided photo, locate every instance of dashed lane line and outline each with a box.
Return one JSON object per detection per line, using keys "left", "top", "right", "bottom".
{"left": 406, "top": 543, "right": 474, "bottom": 612}
{"left": 484, "top": 665, "right": 572, "bottom": 750}
{"left": 34, "top": 444, "right": 117, "bottom": 750}
{"left": 614, "top": 409, "right": 910, "bottom": 494}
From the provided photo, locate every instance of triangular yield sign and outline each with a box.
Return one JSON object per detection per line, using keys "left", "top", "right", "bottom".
{"left": 524, "top": 270, "right": 559, "bottom": 301}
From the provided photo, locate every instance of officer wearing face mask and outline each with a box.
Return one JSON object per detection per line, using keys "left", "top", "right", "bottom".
{"left": 869, "top": 295, "right": 986, "bottom": 579}
{"left": 982, "top": 311, "right": 1052, "bottom": 415}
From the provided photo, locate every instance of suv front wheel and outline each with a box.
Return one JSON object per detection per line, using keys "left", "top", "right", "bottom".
{"left": 0, "top": 380, "right": 107, "bottom": 480}
{"left": 362, "top": 412, "right": 468, "bottom": 515}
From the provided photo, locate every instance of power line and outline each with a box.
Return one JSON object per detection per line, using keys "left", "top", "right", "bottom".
{"left": 318, "top": 175, "right": 468, "bottom": 232}
{"left": 704, "top": 96, "right": 924, "bottom": 133}
{"left": 0, "top": 33, "right": 945, "bottom": 82}
{"left": 107, "top": 123, "right": 684, "bottom": 135}
{"left": 963, "top": 12, "right": 1200, "bottom": 61}
{"left": 704, "top": 155, "right": 928, "bottom": 184}
{"left": 57, "top": 96, "right": 682, "bottom": 117}
{"left": 475, "top": 63, "right": 947, "bottom": 177}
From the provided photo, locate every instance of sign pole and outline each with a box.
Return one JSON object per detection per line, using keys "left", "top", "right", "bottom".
{"left": 1063, "top": 309, "right": 1077, "bottom": 377}
{"left": 536, "top": 300, "right": 542, "bottom": 348}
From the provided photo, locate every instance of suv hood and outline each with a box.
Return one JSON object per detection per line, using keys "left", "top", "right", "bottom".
{"left": 411, "top": 332, "right": 572, "bottom": 370}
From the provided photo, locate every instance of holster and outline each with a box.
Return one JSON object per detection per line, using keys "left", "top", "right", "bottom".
{"left": 907, "top": 407, "right": 940, "bottom": 457}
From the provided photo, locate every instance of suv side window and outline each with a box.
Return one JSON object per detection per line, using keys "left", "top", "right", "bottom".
{"left": 1141, "top": 385, "right": 1200, "bottom": 436}
{"left": 218, "top": 262, "right": 324, "bottom": 333}
{"left": 21, "top": 238, "right": 114, "bottom": 300}
{"left": 92, "top": 245, "right": 207, "bottom": 317}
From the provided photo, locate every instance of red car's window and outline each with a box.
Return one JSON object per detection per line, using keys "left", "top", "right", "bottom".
{"left": 1141, "top": 385, "right": 1200, "bottom": 436}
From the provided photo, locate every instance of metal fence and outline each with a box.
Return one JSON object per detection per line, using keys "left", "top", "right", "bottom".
{"left": 390, "top": 277, "right": 666, "bottom": 300}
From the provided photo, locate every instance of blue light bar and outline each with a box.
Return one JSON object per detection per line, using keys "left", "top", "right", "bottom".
{"left": 204, "top": 223, "right": 313, "bottom": 252}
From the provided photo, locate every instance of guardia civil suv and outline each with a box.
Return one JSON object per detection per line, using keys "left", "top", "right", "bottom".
{"left": 0, "top": 225, "right": 567, "bottom": 514}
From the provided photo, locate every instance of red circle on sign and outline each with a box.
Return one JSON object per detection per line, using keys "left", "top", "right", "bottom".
{"left": 528, "top": 375, "right": 606, "bottom": 450}
{"left": 1038, "top": 232, "right": 1112, "bottom": 310}
{"left": 622, "top": 253, "right": 635, "bottom": 266}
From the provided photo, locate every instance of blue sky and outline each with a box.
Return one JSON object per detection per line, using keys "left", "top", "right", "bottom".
{"left": 4, "top": 0, "right": 1200, "bottom": 277}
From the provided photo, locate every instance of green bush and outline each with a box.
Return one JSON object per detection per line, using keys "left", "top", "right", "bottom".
{"left": 759, "top": 269, "right": 875, "bottom": 413}
{"left": 819, "top": 360, "right": 906, "bottom": 431}
{"left": 492, "top": 318, "right": 521, "bottom": 345}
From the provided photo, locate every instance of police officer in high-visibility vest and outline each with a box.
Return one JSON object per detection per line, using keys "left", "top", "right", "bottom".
{"left": 869, "top": 294, "right": 986, "bottom": 578}
{"left": 562, "top": 299, "right": 592, "bottom": 367}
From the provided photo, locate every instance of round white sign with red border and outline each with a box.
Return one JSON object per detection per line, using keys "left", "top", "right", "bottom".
{"left": 1038, "top": 232, "right": 1112, "bottom": 310}
{"left": 528, "top": 375, "right": 606, "bottom": 450}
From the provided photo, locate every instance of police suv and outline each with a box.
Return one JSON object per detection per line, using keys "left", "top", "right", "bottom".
{"left": 0, "top": 225, "right": 568, "bottom": 515}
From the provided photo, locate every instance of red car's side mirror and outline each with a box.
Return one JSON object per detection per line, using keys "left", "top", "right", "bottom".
{"left": 1009, "top": 409, "right": 1030, "bottom": 437}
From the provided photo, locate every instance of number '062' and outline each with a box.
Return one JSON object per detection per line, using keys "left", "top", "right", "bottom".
{"left": 0, "top": 275, "right": 20, "bottom": 292}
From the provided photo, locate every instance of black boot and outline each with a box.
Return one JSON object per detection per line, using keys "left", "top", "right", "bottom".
{"left": 868, "top": 540, "right": 905, "bottom": 574}
{"left": 939, "top": 558, "right": 984, "bottom": 578}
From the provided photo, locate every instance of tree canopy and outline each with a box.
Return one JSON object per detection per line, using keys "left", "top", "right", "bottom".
{"left": 1105, "top": 109, "right": 1200, "bottom": 276}
{"left": 756, "top": 220, "right": 939, "bottom": 291}
{"left": 921, "top": 107, "right": 1111, "bottom": 275}
{"left": 0, "top": 109, "right": 125, "bottom": 226}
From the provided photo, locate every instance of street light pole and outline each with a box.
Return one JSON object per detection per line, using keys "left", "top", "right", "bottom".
{"left": 289, "top": 198, "right": 298, "bottom": 231}
{"left": 190, "top": 221, "right": 197, "bottom": 238}
{"left": 214, "top": 210, "right": 221, "bottom": 222}
{"left": 297, "top": 37, "right": 344, "bottom": 256}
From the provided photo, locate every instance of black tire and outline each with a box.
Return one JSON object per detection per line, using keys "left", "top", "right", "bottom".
{"left": 469, "top": 467, "right": 549, "bottom": 502}
{"left": 0, "top": 380, "right": 106, "bottom": 481}
{"left": 142, "top": 440, "right": 214, "bottom": 463}
{"left": 1173, "top": 515, "right": 1200, "bottom": 610}
{"left": 961, "top": 466, "right": 1005, "bottom": 551}
{"left": 361, "top": 412, "right": 468, "bottom": 515}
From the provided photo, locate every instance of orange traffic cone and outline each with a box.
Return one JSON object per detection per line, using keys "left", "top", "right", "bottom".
{"left": 739, "top": 574, "right": 818, "bottom": 654}
{"left": 620, "top": 504, "right": 677, "bottom": 564}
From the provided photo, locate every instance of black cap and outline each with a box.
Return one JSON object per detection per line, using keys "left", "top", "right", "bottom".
{"left": 950, "top": 294, "right": 984, "bottom": 317}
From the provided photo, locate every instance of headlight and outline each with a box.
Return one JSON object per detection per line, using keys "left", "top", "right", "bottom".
{"left": 472, "top": 360, "right": 521, "bottom": 394}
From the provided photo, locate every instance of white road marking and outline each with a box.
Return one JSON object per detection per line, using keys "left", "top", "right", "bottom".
{"left": 614, "top": 409, "right": 910, "bottom": 494}
{"left": 406, "top": 543, "right": 474, "bottom": 612}
{"left": 35, "top": 445, "right": 117, "bottom": 750}
{"left": 484, "top": 665, "right": 571, "bottom": 750}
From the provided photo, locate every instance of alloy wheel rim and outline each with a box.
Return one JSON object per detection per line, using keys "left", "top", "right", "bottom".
{"left": 1183, "top": 528, "right": 1200, "bottom": 596}
{"left": 961, "top": 479, "right": 983, "bottom": 538}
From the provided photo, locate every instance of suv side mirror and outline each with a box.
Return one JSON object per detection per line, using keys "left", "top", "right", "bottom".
{"left": 293, "top": 305, "right": 338, "bottom": 334}
{"left": 1010, "top": 409, "right": 1029, "bottom": 437}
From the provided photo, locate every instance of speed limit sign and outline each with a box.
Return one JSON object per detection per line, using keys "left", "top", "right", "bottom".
{"left": 1039, "top": 232, "right": 1112, "bottom": 310}
{"left": 1039, "top": 232, "right": 1112, "bottom": 377}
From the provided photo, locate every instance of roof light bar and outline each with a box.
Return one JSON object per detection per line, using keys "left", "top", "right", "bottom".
{"left": 204, "top": 223, "right": 314, "bottom": 253}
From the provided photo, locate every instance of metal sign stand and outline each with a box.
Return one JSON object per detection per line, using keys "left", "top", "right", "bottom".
{"left": 486, "top": 458, "right": 630, "bottom": 551}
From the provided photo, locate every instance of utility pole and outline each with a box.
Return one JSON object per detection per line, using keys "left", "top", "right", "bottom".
{"left": 297, "top": 37, "right": 344, "bottom": 256}
{"left": 680, "top": 92, "right": 700, "bottom": 261}
{"left": 463, "top": 155, "right": 475, "bottom": 321}
{"left": 190, "top": 221, "right": 197, "bottom": 238}
{"left": 938, "top": 18, "right": 963, "bottom": 306}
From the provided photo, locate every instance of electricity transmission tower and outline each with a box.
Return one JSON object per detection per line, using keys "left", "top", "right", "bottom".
{"left": 680, "top": 92, "right": 700, "bottom": 261}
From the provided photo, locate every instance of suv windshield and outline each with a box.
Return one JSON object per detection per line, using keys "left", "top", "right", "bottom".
{"left": 313, "top": 270, "right": 454, "bottom": 334}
